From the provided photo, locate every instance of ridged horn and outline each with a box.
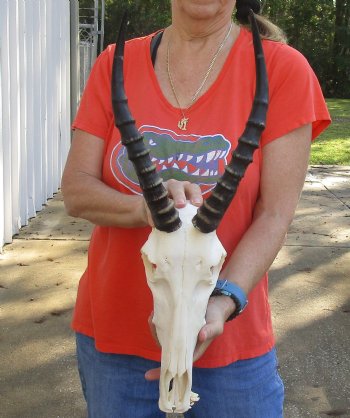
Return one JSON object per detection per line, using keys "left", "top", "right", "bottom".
{"left": 112, "top": 14, "right": 181, "bottom": 232}
{"left": 192, "top": 10, "right": 269, "bottom": 233}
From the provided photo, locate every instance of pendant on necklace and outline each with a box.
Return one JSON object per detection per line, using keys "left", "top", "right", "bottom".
{"left": 178, "top": 117, "right": 189, "bottom": 131}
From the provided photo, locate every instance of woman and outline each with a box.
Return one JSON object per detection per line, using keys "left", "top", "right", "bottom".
{"left": 62, "top": 0, "right": 330, "bottom": 417}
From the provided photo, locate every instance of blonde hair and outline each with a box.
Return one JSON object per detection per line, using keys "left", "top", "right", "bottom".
{"left": 252, "top": 14, "right": 287, "bottom": 43}
{"left": 235, "top": 0, "right": 287, "bottom": 43}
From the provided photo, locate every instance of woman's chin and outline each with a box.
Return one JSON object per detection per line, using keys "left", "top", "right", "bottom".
{"left": 174, "top": 0, "right": 234, "bottom": 21}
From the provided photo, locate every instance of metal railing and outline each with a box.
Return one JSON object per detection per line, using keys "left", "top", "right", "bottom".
{"left": 79, "top": 0, "right": 105, "bottom": 94}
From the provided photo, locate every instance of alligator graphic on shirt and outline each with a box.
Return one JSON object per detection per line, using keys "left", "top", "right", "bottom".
{"left": 110, "top": 125, "right": 231, "bottom": 195}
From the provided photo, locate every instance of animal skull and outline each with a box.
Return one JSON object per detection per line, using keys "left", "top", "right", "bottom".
{"left": 112, "top": 10, "right": 267, "bottom": 415}
{"left": 141, "top": 203, "right": 226, "bottom": 413}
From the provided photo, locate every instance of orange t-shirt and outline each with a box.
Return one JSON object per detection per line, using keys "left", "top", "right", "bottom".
{"left": 71, "top": 28, "right": 330, "bottom": 367}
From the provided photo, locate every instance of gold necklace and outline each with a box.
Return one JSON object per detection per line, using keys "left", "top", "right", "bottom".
{"left": 167, "top": 21, "right": 233, "bottom": 131}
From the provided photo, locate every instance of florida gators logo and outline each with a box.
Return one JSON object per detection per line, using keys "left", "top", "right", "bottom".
{"left": 110, "top": 126, "right": 231, "bottom": 195}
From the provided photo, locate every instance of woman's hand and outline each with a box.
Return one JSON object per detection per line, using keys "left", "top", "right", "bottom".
{"left": 142, "top": 179, "right": 203, "bottom": 228}
{"left": 144, "top": 295, "right": 235, "bottom": 381}
{"left": 140, "top": 179, "right": 203, "bottom": 227}
{"left": 164, "top": 179, "right": 203, "bottom": 208}
{"left": 193, "top": 295, "right": 235, "bottom": 361}
{"left": 140, "top": 198, "right": 154, "bottom": 227}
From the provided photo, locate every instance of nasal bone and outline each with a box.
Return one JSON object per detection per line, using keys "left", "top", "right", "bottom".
{"left": 172, "top": 299, "right": 188, "bottom": 345}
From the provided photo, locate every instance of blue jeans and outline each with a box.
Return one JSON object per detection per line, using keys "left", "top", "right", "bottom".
{"left": 76, "top": 333, "right": 284, "bottom": 418}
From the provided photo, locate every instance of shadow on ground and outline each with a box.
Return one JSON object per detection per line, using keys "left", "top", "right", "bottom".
{"left": 0, "top": 166, "right": 349, "bottom": 418}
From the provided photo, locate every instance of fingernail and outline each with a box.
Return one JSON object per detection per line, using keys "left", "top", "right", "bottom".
{"left": 192, "top": 198, "right": 202, "bottom": 204}
{"left": 176, "top": 199, "right": 186, "bottom": 207}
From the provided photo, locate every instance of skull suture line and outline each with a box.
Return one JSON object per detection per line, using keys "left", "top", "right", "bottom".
{"left": 142, "top": 204, "right": 226, "bottom": 412}
{"left": 112, "top": 10, "right": 268, "bottom": 414}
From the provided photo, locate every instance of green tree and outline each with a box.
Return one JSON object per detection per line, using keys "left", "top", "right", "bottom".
{"left": 330, "top": 0, "right": 350, "bottom": 97}
{"left": 103, "top": 0, "right": 171, "bottom": 46}
{"left": 263, "top": 0, "right": 337, "bottom": 95}
{"left": 95, "top": 0, "right": 350, "bottom": 98}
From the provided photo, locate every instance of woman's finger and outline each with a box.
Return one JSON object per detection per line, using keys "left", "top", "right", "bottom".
{"left": 144, "top": 367, "right": 161, "bottom": 381}
{"left": 148, "top": 312, "right": 160, "bottom": 347}
{"left": 146, "top": 313, "right": 161, "bottom": 380}
{"left": 193, "top": 297, "right": 227, "bottom": 362}
{"left": 193, "top": 337, "right": 212, "bottom": 362}
{"left": 164, "top": 180, "right": 203, "bottom": 208}
{"left": 143, "top": 199, "right": 155, "bottom": 227}
{"left": 193, "top": 321, "right": 222, "bottom": 362}
{"left": 164, "top": 179, "right": 187, "bottom": 207}
{"left": 184, "top": 182, "right": 203, "bottom": 206}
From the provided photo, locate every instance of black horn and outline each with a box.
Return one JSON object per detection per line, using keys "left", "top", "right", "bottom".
{"left": 112, "top": 14, "right": 181, "bottom": 232}
{"left": 192, "top": 10, "right": 269, "bottom": 233}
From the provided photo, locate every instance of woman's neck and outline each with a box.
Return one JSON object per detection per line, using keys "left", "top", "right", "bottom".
{"left": 171, "top": 16, "right": 232, "bottom": 43}
{"left": 162, "top": 23, "right": 240, "bottom": 66}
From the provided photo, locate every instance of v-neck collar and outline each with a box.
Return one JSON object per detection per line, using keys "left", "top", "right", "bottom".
{"left": 145, "top": 27, "right": 247, "bottom": 117}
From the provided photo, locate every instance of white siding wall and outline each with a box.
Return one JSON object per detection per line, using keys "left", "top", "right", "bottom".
{"left": 0, "top": 0, "right": 71, "bottom": 248}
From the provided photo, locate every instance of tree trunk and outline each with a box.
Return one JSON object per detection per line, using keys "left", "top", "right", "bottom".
{"left": 331, "top": 0, "right": 350, "bottom": 97}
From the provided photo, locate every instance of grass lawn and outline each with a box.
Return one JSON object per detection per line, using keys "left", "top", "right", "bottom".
{"left": 310, "top": 98, "right": 350, "bottom": 165}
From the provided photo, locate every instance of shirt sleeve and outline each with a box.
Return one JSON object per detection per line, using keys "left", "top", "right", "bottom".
{"left": 261, "top": 43, "right": 331, "bottom": 147}
{"left": 72, "top": 44, "right": 115, "bottom": 140}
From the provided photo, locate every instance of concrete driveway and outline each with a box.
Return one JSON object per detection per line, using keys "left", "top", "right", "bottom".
{"left": 0, "top": 166, "right": 349, "bottom": 418}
